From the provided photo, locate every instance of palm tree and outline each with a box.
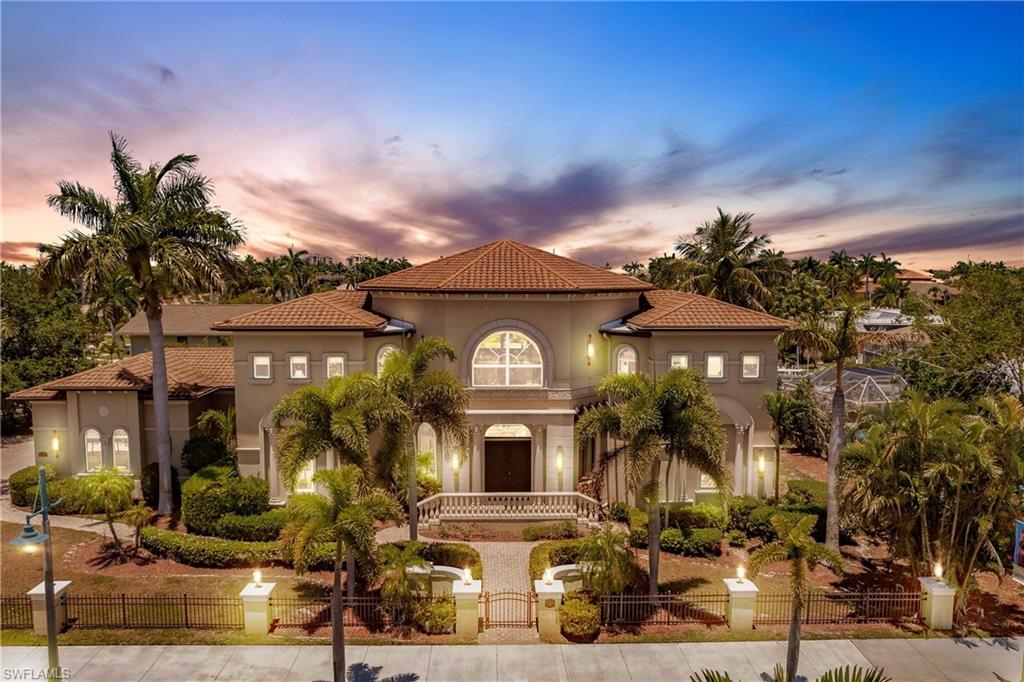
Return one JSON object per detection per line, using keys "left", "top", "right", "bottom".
{"left": 121, "top": 501, "right": 153, "bottom": 554}
{"left": 379, "top": 541, "right": 430, "bottom": 622}
{"left": 856, "top": 253, "right": 878, "bottom": 299}
{"left": 279, "top": 466, "right": 401, "bottom": 682}
{"left": 749, "top": 513, "right": 843, "bottom": 682}
{"left": 376, "top": 337, "right": 470, "bottom": 541}
{"left": 39, "top": 133, "right": 243, "bottom": 514}
{"left": 871, "top": 277, "right": 910, "bottom": 308}
{"left": 578, "top": 524, "right": 635, "bottom": 596}
{"left": 762, "top": 390, "right": 790, "bottom": 499}
{"left": 776, "top": 297, "right": 868, "bottom": 548}
{"left": 90, "top": 271, "right": 138, "bottom": 359}
{"left": 673, "top": 208, "right": 785, "bottom": 311}
{"left": 198, "top": 405, "right": 237, "bottom": 453}
{"left": 80, "top": 468, "right": 134, "bottom": 561}
{"left": 622, "top": 261, "right": 644, "bottom": 278}
{"left": 575, "top": 368, "right": 727, "bottom": 594}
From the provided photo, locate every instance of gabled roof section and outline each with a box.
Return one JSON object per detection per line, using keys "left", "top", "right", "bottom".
{"left": 359, "top": 240, "right": 652, "bottom": 293}
{"left": 897, "top": 268, "right": 934, "bottom": 281}
{"left": 9, "top": 348, "right": 234, "bottom": 401}
{"left": 118, "top": 304, "right": 271, "bottom": 337}
{"left": 624, "top": 290, "right": 790, "bottom": 331}
{"left": 211, "top": 291, "right": 388, "bottom": 331}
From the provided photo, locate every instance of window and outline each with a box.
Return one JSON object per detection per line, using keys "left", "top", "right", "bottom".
{"left": 377, "top": 344, "right": 399, "bottom": 375}
{"left": 112, "top": 429, "right": 130, "bottom": 472}
{"left": 741, "top": 353, "right": 762, "bottom": 379}
{"left": 669, "top": 353, "right": 691, "bottom": 369}
{"left": 288, "top": 354, "right": 309, "bottom": 380}
{"left": 324, "top": 354, "right": 346, "bottom": 378}
{"left": 293, "top": 459, "right": 316, "bottom": 493}
{"left": 84, "top": 429, "right": 102, "bottom": 472}
{"left": 252, "top": 354, "right": 272, "bottom": 380}
{"left": 705, "top": 353, "right": 726, "bottom": 379}
{"left": 699, "top": 471, "right": 718, "bottom": 490}
{"left": 616, "top": 345, "right": 637, "bottom": 375}
{"left": 471, "top": 330, "right": 543, "bottom": 387}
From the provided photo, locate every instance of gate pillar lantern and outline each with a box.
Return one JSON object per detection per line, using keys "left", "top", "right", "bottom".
{"left": 534, "top": 579, "right": 564, "bottom": 639}
{"left": 453, "top": 577, "right": 482, "bottom": 640}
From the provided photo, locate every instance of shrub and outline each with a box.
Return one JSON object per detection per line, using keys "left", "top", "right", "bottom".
{"left": 139, "top": 526, "right": 278, "bottom": 568}
{"left": 783, "top": 479, "right": 827, "bottom": 506}
{"left": 726, "top": 529, "right": 748, "bottom": 547}
{"left": 181, "top": 464, "right": 269, "bottom": 536}
{"left": 747, "top": 505, "right": 779, "bottom": 540}
{"left": 412, "top": 599, "right": 455, "bottom": 634}
{"left": 559, "top": 595, "right": 600, "bottom": 641}
{"left": 141, "top": 462, "right": 181, "bottom": 509}
{"left": 727, "top": 496, "right": 768, "bottom": 534}
{"left": 662, "top": 502, "right": 727, "bottom": 530}
{"left": 522, "top": 520, "right": 580, "bottom": 542}
{"left": 609, "top": 501, "right": 630, "bottom": 523}
{"left": 9, "top": 464, "right": 56, "bottom": 507}
{"left": 627, "top": 507, "right": 649, "bottom": 548}
{"left": 418, "top": 472, "right": 442, "bottom": 500}
{"left": 528, "top": 539, "right": 585, "bottom": 580}
{"left": 384, "top": 541, "right": 484, "bottom": 581}
{"left": 214, "top": 509, "right": 288, "bottom": 542}
{"left": 180, "top": 435, "right": 232, "bottom": 473}
{"left": 659, "top": 527, "right": 686, "bottom": 554}
{"left": 659, "top": 527, "right": 723, "bottom": 557}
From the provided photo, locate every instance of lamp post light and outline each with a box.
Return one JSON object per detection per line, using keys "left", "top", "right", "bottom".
{"left": 757, "top": 454, "right": 766, "bottom": 498}
{"left": 10, "top": 467, "right": 62, "bottom": 680}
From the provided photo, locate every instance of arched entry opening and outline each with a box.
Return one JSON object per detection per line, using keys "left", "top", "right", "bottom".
{"left": 484, "top": 424, "right": 532, "bottom": 492}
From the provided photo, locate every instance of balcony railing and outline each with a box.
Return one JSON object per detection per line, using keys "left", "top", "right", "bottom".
{"left": 417, "top": 492, "right": 601, "bottom": 526}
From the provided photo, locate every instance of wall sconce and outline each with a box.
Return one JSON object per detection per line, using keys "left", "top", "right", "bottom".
{"left": 451, "top": 452, "right": 461, "bottom": 471}
{"left": 543, "top": 568, "right": 554, "bottom": 586}
{"left": 253, "top": 569, "right": 263, "bottom": 587}
{"left": 50, "top": 432, "right": 60, "bottom": 454}
{"left": 586, "top": 334, "right": 594, "bottom": 367}
{"left": 933, "top": 562, "right": 943, "bottom": 581}
{"left": 555, "top": 446, "right": 564, "bottom": 474}
{"left": 757, "top": 454, "right": 765, "bottom": 475}
{"left": 736, "top": 564, "right": 746, "bottom": 582}
{"left": 462, "top": 566, "right": 473, "bottom": 585}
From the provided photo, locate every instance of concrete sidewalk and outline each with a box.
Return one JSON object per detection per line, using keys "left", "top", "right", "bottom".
{"left": 1, "top": 638, "right": 1021, "bottom": 682}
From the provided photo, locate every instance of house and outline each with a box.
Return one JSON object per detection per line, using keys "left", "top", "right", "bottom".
{"left": 118, "top": 304, "right": 270, "bottom": 355}
{"left": 13, "top": 240, "right": 788, "bottom": 514}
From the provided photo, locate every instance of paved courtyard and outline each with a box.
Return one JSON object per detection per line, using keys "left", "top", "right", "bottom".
{"left": 1, "top": 639, "right": 1020, "bottom": 682}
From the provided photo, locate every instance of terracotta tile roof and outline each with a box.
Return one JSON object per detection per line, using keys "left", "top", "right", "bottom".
{"left": 897, "top": 268, "right": 934, "bottom": 281}
{"left": 359, "top": 240, "right": 652, "bottom": 293}
{"left": 118, "top": 304, "right": 270, "bottom": 336}
{"left": 626, "top": 290, "right": 790, "bottom": 330}
{"left": 210, "top": 291, "right": 388, "bottom": 331}
{"left": 9, "top": 348, "right": 234, "bottom": 401}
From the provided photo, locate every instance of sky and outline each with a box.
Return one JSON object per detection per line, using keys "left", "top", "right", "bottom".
{"left": 2, "top": 2, "right": 1022, "bottom": 270}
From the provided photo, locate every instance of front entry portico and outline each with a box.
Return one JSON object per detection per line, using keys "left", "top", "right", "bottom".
{"left": 484, "top": 439, "right": 531, "bottom": 492}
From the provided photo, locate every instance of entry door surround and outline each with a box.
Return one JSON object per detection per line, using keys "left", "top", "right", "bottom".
{"left": 484, "top": 438, "right": 532, "bottom": 492}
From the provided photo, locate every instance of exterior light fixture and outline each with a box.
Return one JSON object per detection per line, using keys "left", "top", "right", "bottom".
{"left": 555, "top": 446, "right": 564, "bottom": 474}
{"left": 50, "top": 432, "right": 60, "bottom": 454}
{"left": 451, "top": 452, "right": 461, "bottom": 470}
{"left": 253, "top": 569, "right": 263, "bottom": 587}
{"left": 543, "top": 568, "right": 554, "bottom": 586}
{"left": 586, "top": 334, "right": 594, "bottom": 367}
{"left": 11, "top": 524, "right": 47, "bottom": 552}
{"left": 933, "top": 562, "right": 943, "bottom": 581}
{"left": 757, "top": 454, "right": 766, "bottom": 474}
{"left": 462, "top": 566, "right": 472, "bottom": 585}
{"left": 736, "top": 564, "right": 746, "bottom": 582}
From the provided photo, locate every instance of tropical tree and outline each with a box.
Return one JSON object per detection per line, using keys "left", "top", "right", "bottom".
{"left": 379, "top": 541, "right": 430, "bottom": 622}
{"left": 80, "top": 468, "right": 134, "bottom": 561}
{"left": 121, "top": 501, "right": 153, "bottom": 554}
{"left": 198, "top": 405, "right": 237, "bottom": 453}
{"left": 279, "top": 466, "right": 402, "bottom": 682}
{"left": 578, "top": 524, "right": 636, "bottom": 596}
{"left": 871, "top": 277, "right": 910, "bottom": 308}
{"left": 749, "top": 514, "right": 843, "bottom": 682}
{"left": 575, "top": 368, "right": 727, "bottom": 594}
{"left": 376, "top": 337, "right": 470, "bottom": 541}
{"left": 762, "top": 391, "right": 790, "bottom": 499}
{"left": 856, "top": 253, "right": 879, "bottom": 299}
{"left": 39, "top": 133, "right": 244, "bottom": 514}
{"left": 90, "top": 271, "right": 138, "bottom": 359}
{"left": 673, "top": 208, "right": 787, "bottom": 311}
{"left": 772, "top": 272, "right": 831, "bottom": 322}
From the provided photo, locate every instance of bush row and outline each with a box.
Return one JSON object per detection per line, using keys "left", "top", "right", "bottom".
{"left": 214, "top": 509, "right": 289, "bottom": 542}
{"left": 522, "top": 520, "right": 580, "bottom": 542}
{"left": 528, "top": 539, "right": 585, "bottom": 580}
{"left": 659, "top": 527, "right": 723, "bottom": 558}
{"left": 11, "top": 465, "right": 135, "bottom": 516}
{"left": 139, "top": 526, "right": 279, "bottom": 568}
{"left": 8, "top": 465, "right": 57, "bottom": 507}
{"left": 559, "top": 593, "right": 600, "bottom": 641}
{"left": 180, "top": 463, "right": 272, "bottom": 538}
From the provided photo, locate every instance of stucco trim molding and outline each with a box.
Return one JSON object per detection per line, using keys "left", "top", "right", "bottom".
{"left": 459, "top": 319, "right": 556, "bottom": 387}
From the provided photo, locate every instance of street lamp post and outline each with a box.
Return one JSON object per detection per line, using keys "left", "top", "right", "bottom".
{"left": 10, "top": 466, "right": 62, "bottom": 680}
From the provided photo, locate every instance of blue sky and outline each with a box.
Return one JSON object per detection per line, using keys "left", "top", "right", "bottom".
{"left": 2, "top": 2, "right": 1022, "bottom": 267}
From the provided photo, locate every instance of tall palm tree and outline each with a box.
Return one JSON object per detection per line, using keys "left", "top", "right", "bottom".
{"left": 749, "top": 513, "right": 843, "bottom": 682}
{"left": 762, "top": 390, "right": 790, "bottom": 499}
{"left": 39, "top": 133, "right": 243, "bottom": 514}
{"left": 376, "top": 337, "right": 470, "bottom": 541}
{"left": 575, "top": 368, "right": 727, "bottom": 594}
{"left": 280, "top": 466, "right": 401, "bottom": 682}
{"left": 80, "top": 468, "right": 134, "bottom": 562}
{"left": 776, "top": 297, "right": 868, "bottom": 548}
{"left": 874, "top": 253, "right": 900, "bottom": 280}
{"left": 856, "top": 253, "right": 878, "bottom": 299}
{"left": 871, "top": 277, "right": 910, "bottom": 308}
{"left": 673, "top": 208, "right": 785, "bottom": 311}
{"left": 197, "top": 405, "right": 237, "bottom": 453}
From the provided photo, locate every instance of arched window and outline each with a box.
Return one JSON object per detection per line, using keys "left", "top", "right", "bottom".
{"left": 616, "top": 345, "right": 637, "bottom": 375}
{"left": 84, "top": 429, "right": 103, "bottom": 472}
{"left": 376, "top": 344, "right": 399, "bottom": 375}
{"left": 417, "top": 423, "right": 437, "bottom": 476}
{"left": 112, "top": 428, "right": 130, "bottom": 472}
{"left": 471, "top": 330, "right": 543, "bottom": 387}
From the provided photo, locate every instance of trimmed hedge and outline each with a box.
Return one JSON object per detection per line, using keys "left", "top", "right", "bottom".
{"left": 662, "top": 502, "right": 727, "bottom": 531}
{"left": 559, "top": 594, "right": 600, "bottom": 641}
{"left": 9, "top": 464, "right": 56, "bottom": 507}
{"left": 26, "top": 477, "right": 90, "bottom": 515}
{"left": 727, "top": 496, "right": 767, "bottom": 534}
{"left": 214, "top": 509, "right": 288, "bottom": 542}
{"left": 420, "top": 542, "right": 483, "bottom": 581}
{"left": 659, "top": 527, "right": 723, "bottom": 557}
{"left": 181, "top": 436, "right": 232, "bottom": 474}
{"left": 783, "top": 479, "right": 827, "bottom": 506}
{"left": 139, "top": 526, "right": 278, "bottom": 568}
{"left": 726, "top": 529, "right": 748, "bottom": 547}
{"left": 181, "top": 463, "right": 270, "bottom": 536}
{"left": 141, "top": 462, "right": 182, "bottom": 509}
{"left": 413, "top": 599, "right": 455, "bottom": 634}
{"left": 522, "top": 520, "right": 579, "bottom": 542}
{"left": 529, "top": 539, "right": 585, "bottom": 580}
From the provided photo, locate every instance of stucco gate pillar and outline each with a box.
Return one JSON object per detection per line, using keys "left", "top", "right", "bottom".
{"left": 534, "top": 578, "right": 565, "bottom": 639}
{"left": 453, "top": 578, "right": 482, "bottom": 640}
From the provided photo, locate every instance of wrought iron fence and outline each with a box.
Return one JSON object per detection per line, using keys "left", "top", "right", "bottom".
{"left": 0, "top": 596, "right": 33, "bottom": 629}
{"left": 65, "top": 594, "right": 244, "bottom": 629}
{"left": 753, "top": 589, "right": 921, "bottom": 625}
{"left": 270, "top": 595, "right": 454, "bottom": 630}
{"left": 598, "top": 592, "right": 730, "bottom": 626}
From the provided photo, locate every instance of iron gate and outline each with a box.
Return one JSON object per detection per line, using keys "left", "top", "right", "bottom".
{"left": 480, "top": 591, "right": 537, "bottom": 629}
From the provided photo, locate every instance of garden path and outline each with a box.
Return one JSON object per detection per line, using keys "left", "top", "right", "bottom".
{"left": 1, "top": 494, "right": 134, "bottom": 539}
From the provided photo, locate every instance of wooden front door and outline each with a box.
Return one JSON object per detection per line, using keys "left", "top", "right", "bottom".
{"left": 484, "top": 439, "right": 532, "bottom": 492}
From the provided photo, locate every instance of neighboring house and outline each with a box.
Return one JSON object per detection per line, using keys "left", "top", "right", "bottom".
{"left": 118, "top": 304, "right": 270, "bottom": 354}
{"left": 13, "top": 240, "right": 788, "bottom": 511}
{"left": 9, "top": 348, "right": 234, "bottom": 479}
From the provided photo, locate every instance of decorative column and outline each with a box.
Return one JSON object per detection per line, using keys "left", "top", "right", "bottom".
{"left": 534, "top": 578, "right": 565, "bottom": 639}
{"left": 722, "top": 576, "right": 758, "bottom": 631}
{"left": 733, "top": 425, "right": 748, "bottom": 496}
{"left": 240, "top": 580, "right": 276, "bottom": 635}
{"left": 918, "top": 576, "right": 955, "bottom": 630}
{"left": 453, "top": 577, "right": 482, "bottom": 640}
{"left": 265, "top": 427, "right": 285, "bottom": 504}
{"left": 530, "top": 424, "right": 546, "bottom": 492}
{"left": 469, "top": 425, "right": 484, "bottom": 492}
{"left": 28, "top": 581, "right": 70, "bottom": 637}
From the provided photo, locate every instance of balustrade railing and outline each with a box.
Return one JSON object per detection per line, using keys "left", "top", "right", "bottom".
{"left": 417, "top": 492, "right": 601, "bottom": 525}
